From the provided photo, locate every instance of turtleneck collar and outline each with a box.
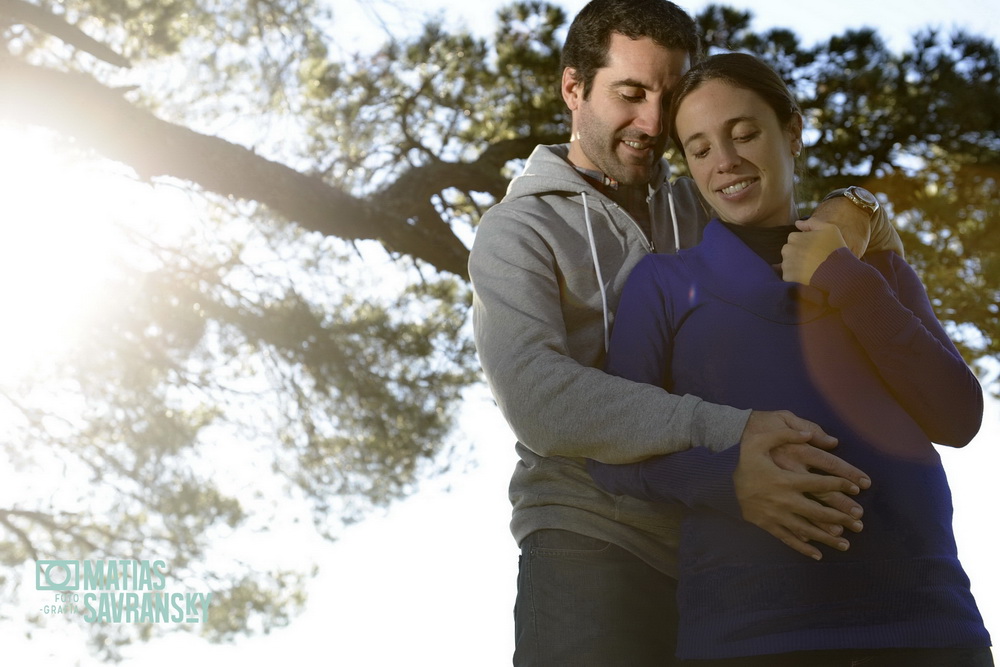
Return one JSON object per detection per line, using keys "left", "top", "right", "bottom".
{"left": 720, "top": 221, "right": 798, "bottom": 267}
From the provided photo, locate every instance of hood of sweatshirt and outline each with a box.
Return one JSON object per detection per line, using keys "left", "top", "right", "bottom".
{"left": 504, "top": 144, "right": 672, "bottom": 204}
{"left": 495, "top": 144, "right": 683, "bottom": 353}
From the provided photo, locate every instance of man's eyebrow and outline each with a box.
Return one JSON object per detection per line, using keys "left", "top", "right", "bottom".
{"left": 607, "top": 78, "right": 651, "bottom": 89}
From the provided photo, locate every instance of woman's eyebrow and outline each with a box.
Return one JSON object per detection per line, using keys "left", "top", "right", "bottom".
{"left": 681, "top": 116, "right": 756, "bottom": 148}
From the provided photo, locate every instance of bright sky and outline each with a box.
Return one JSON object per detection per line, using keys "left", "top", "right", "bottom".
{"left": 3, "top": 1, "right": 998, "bottom": 664}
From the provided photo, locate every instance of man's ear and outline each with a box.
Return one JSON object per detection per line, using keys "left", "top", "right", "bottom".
{"left": 562, "top": 67, "right": 584, "bottom": 110}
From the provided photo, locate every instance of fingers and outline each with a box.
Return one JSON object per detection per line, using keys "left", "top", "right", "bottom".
{"left": 783, "top": 488, "right": 861, "bottom": 532}
{"left": 771, "top": 526, "right": 823, "bottom": 561}
{"left": 744, "top": 426, "right": 813, "bottom": 455}
{"left": 753, "top": 410, "right": 838, "bottom": 449}
{"left": 818, "top": 523, "right": 844, "bottom": 537}
{"left": 810, "top": 491, "right": 865, "bottom": 532}
{"left": 790, "top": 518, "right": 851, "bottom": 553}
{"left": 784, "top": 416, "right": 838, "bottom": 449}
{"left": 736, "top": 410, "right": 871, "bottom": 560}
{"left": 782, "top": 446, "right": 872, "bottom": 491}
{"left": 758, "top": 513, "right": 850, "bottom": 560}
{"left": 735, "top": 473, "right": 860, "bottom": 558}
{"left": 745, "top": 411, "right": 872, "bottom": 491}
{"left": 786, "top": 470, "right": 860, "bottom": 497}
{"left": 793, "top": 218, "right": 827, "bottom": 233}
{"left": 781, "top": 218, "right": 849, "bottom": 284}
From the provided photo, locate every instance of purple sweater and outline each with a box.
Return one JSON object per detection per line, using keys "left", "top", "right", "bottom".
{"left": 589, "top": 220, "right": 990, "bottom": 659}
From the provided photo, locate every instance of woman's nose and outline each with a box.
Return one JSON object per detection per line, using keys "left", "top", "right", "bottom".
{"left": 715, "top": 143, "right": 741, "bottom": 172}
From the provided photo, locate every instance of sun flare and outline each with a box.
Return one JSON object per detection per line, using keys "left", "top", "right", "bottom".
{"left": 0, "top": 123, "right": 130, "bottom": 382}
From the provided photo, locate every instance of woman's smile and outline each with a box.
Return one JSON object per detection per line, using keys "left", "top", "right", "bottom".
{"left": 673, "top": 79, "right": 802, "bottom": 228}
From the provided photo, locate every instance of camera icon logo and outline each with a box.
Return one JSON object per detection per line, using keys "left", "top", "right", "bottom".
{"left": 36, "top": 560, "right": 80, "bottom": 590}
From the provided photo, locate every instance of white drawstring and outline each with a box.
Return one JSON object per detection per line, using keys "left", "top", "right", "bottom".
{"left": 666, "top": 180, "right": 682, "bottom": 253}
{"left": 582, "top": 191, "right": 611, "bottom": 353}
{"left": 584, "top": 181, "right": 675, "bottom": 354}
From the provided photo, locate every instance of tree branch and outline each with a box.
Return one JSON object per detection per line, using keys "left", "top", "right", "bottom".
{"left": 0, "top": 59, "right": 473, "bottom": 278}
{"left": 0, "top": 0, "right": 131, "bottom": 68}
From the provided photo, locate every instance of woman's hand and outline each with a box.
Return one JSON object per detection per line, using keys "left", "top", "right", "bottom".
{"left": 781, "top": 219, "right": 848, "bottom": 285}
{"left": 810, "top": 194, "right": 871, "bottom": 257}
{"left": 735, "top": 410, "right": 868, "bottom": 560}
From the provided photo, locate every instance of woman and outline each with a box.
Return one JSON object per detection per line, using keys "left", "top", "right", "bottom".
{"left": 588, "top": 53, "right": 993, "bottom": 666}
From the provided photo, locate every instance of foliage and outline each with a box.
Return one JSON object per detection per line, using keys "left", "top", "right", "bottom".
{"left": 695, "top": 5, "right": 1000, "bottom": 372}
{"left": 0, "top": 0, "right": 998, "bottom": 658}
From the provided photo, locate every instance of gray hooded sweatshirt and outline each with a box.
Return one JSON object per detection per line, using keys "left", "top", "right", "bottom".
{"left": 469, "top": 144, "right": 749, "bottom": 576}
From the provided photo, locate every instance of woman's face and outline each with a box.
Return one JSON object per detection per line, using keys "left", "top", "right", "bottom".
{"left": 673, "top": 79, "right": 802, "bottom": 227}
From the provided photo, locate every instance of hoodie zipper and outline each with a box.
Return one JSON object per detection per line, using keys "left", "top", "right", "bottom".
{"left": 582, "top": 187, "right": 662, "bottom": 353}
{"left": 612, "top": 202, "right": 655, "bottom": 254}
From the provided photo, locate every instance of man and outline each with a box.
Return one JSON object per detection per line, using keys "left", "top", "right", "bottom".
{"left": 468, "top": 1, "right": 902, "bottom": 664}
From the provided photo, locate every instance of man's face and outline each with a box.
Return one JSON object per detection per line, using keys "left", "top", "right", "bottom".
{"left": 563, "top": 33, "right": 690, "bottom": 186}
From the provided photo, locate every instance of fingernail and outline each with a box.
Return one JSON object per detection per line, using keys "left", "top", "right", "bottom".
{"left": 838, "top": 540, "right": 850, "bottom": 551}
{"left": 812, "top": 553, "right": 822, "bottom": 561}
{"left": 851, "top": 507, "right": 863, "bottom": 519}
{"left": 852, "top": 521, "right": 863, "bottom": 532}
{"left": 848, "top": 485, "right": 860, "bottom": 495}
{"left": 859, "top": 478, "right": 871, "bottom": 489}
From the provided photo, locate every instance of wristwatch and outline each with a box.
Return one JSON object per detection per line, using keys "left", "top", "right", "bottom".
{"left": 842, "top": 186, "right": 879, "bottom": 218}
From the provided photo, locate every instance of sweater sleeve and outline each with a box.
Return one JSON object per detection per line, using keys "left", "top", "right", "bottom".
{"left": 811, "top": 248, "right": 983, "bottom": 446}
{"left": 588, "top": 446, "right": 743, "bottom": 514}
{"left": 587, "top": 257, "right": 743, "bottom": 514}
{"left": 469, "top": 204, "right": 749, "bottom": 463}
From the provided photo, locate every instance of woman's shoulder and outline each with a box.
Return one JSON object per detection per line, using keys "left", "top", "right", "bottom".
{"left": 631, "top": 249, "right": 694, "bottom": 281}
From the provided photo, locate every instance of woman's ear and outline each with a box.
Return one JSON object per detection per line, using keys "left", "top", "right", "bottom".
{"left": 788, "top": 112, "right": 804, "bottom": 156}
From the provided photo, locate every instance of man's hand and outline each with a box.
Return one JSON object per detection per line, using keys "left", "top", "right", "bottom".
{"left": 734, "top": 410, "right": 871, "bottom": 561}
{"left": 781, "top": 219, "right": 847, "bottom": 285}
{"left": 811, "top": 194, "right": 870, "bottom": 258}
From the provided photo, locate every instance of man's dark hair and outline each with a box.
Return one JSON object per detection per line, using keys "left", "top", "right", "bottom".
{"left": 561, "top": 0, "right": 702, "bottom": 98}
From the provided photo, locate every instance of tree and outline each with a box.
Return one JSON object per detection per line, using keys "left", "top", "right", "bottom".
{"left": 0, "top": 0, "right": 997, "bottom": 658}
{"left": 694, "top": 5, "right": 1000, "bottom": 370}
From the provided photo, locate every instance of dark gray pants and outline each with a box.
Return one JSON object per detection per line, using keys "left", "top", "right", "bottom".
{"left": 679, "top": 647, "right": 995, "bottom": 667}
{"left": 513, "top": 529, "right": 679, "bottom": 666}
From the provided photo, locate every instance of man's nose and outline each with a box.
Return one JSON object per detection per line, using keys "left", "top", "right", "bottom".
{"left": 634, "top": 103, "right": 663, "bottom": 137}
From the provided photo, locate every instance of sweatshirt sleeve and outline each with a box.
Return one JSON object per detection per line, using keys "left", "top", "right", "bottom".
{"left": 811, "top": 248, "right": 983, "bottom": 446}
{"left": 469, "top": 205, "right": 749, "bottom": 464}
{"left": 587, "top": 257, "right": 744, "bottom": 514}
{"left": 866, "top": 204, "right": 904, "bottom": 256}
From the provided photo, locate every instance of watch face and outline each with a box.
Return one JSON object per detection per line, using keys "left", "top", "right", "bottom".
{"left": 852, "top": 187, "right": 877, "bottom": 206}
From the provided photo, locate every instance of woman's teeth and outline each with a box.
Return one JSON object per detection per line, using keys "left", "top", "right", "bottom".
{"left": 722, "top": 180, "right": 754, "bottom": 195}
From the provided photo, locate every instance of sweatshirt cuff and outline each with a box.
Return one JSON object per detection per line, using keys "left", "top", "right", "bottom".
{"left": 690, "top": 402, "right": 752, "bottom": 453}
